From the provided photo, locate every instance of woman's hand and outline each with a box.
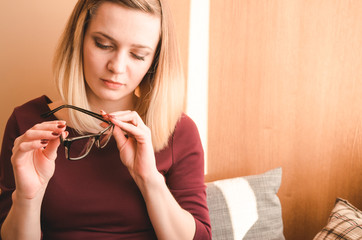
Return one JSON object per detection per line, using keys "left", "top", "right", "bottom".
{"left": 11, "top": 120, "right": 67, "bottom": 200}
{"left": 102, "top": 111, "right": 158, "bottom": 181}
{"left": 102, "top": 111, "right": 197, "bottom": 240}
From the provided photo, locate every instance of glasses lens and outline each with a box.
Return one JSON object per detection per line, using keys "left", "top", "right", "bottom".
{"left": 98, "top": 125, "right": 113, "bottom": 148}
{"left": 68, "top": 137, "right": 95, "bottom": 160}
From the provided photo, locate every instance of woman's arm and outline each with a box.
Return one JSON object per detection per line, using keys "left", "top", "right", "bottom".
{"left": 106, "top": 111, "right": 200, "bottom": 240}
{"left": 134, "top": 169, "right": 196, "bottom": 240}
{"left": 1, "top": 189, "right": 45, "bottom": 239}
{"left": 1, "top": 121, "right": 66, "bottom": 240}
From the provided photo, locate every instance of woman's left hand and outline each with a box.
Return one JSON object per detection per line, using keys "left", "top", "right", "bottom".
{"left": 102, "top": 111, "right": 158, "bottom": 180}
{"left": 102, "top": 111, "right": 197, "bottom": 240}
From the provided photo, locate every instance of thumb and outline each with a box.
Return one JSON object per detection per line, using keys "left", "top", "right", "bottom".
{"left": 43, "top": 131, "right": 68, "bottom": 160}
{"left": 112, "top": 126, "right": 128, "bottom": 151}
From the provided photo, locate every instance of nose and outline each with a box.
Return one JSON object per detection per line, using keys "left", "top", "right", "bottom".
{"left": 107, "top": 52, "right": 126, "bottom": 74}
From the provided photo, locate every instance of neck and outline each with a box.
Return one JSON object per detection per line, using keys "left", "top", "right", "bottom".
{"left": 87, "top": 94, "right": 138, "bottom": 114}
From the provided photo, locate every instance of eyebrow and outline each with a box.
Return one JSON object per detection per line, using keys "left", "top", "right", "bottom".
{"left": 93, "top": 31, "right": 154, "bottom": 51}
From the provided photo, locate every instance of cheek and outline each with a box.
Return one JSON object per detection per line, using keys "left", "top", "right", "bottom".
{"left": 83, "top": 45, "right": 105, "bottom": 78}
{"left": 133, "top": 59, "right": 154, "bottom": 81}
{"left": 130, "top": 65, "right": 149, "bottom": 86}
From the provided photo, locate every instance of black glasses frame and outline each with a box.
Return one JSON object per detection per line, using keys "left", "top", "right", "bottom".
{"left": 41, "top": 105, "right": 114, "bottom": 160}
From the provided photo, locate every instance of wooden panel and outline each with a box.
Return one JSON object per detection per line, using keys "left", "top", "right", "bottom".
{"left": 206, "top": 0, "right": 362, "bottom": 239}
{"left": 168, "top": 0, "right": 190, "bottom": 80}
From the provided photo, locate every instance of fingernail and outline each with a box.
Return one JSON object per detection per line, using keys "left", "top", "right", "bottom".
{"left": 52, "top": 132, "right": 60, "bottom": 136}
{"left": 100, "top": 110, "right": 106, "bottom": 115}
{"left": 41, "top": 139, "right": 49, "bottom": 144}
{"left": 57, "top": 124, "right": 66, "bottom": 128}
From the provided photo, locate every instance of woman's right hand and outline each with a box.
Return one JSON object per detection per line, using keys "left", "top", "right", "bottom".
{"left": 10, "top": 120, "right": 67, "bottom": 200}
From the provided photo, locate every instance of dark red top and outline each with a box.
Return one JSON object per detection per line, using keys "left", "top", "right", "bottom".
{"left": 0, "top": 96, "right": 211, "bottom": 239}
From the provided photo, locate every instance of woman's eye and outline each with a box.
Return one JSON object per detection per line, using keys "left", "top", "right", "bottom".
{"left": 131, "top": 53, "right": 145, "bottom": 61}
{"left": 95, "top": 41, "right": 112, "bottom": 50}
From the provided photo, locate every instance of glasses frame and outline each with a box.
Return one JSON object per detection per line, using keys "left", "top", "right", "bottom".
{"left": 41, "top": 105, "right": 114, "bottom": 160}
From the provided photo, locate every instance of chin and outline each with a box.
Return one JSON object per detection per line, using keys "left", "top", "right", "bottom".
{"left": 101, "top": 91, "right": 133, "bottom": 103}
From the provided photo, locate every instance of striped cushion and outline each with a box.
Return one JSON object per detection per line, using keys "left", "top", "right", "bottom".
{"left": 314, "top": 198, "right": 362, "bottom": 240}
{"left": 206, "top": 168, "right": 285, "bottom": 240}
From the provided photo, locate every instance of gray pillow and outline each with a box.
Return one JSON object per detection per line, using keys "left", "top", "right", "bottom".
{"left": 206, "top": 168, "right": 285, "bottom": 240}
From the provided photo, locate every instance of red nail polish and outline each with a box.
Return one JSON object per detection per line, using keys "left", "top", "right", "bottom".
{"left": 41, "top": 139, "right": 49, "bottom": 144}
{"left": 57, "top": 124, "right": 66, "bottom": 128}
{"left": 52, "top": 132, "right": 60, "bottom": 136}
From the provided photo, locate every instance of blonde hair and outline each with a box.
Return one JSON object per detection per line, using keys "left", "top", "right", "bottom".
{"left": 53, "top": 0, "right": 185, "bottom": 151}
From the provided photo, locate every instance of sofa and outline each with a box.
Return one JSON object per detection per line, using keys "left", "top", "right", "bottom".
{"left": 205, "top": 168, "right": 362, "bottom": 240}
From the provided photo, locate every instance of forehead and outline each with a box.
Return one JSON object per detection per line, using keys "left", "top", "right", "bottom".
{"left": 87, "top": 1, "right": 161, "bottom": 47}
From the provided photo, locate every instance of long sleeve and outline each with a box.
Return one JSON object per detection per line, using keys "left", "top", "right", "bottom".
{"left": 0, "top": 95, "right": 51, "bottom": 238}
{"left": 0, "top": 112, "right": 18, "bottom": 234}
{"left": 166, "top": 114, "right": 212, "bottom": 239}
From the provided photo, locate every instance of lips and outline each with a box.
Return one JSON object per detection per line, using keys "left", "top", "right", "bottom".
{"left": 101, "top": 79, "right": 125, "bottom": 89}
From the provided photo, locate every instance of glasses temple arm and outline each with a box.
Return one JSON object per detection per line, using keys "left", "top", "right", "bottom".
{"left": 41, "top": 104, "right": 108, "bottom": 123}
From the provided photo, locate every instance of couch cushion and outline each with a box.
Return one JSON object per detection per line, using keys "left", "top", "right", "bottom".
{"left": 206, "top": 167, "right": 285, "bottom": 240}
{"left": 313, "top": 198, "right": 362, "bottom": 240}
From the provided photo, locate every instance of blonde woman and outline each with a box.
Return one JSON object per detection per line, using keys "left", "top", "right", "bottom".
{"left": 0, "top": 0, "right": 211, "bottom": 239}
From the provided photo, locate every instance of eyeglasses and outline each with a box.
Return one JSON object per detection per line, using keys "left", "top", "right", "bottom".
{"left": 41, "top": 105, "right": 114, "bottom": 160}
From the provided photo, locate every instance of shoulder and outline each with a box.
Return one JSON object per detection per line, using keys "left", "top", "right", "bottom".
{"left": 172, "top": 113, "right": 204, "bottom": 161}
{"left": 12, "top": 95, "right": 53, "bottom": 133}
{"left": 165, "top": 113, "right": 205, "bottom": 188}
{"left": 173, "top": 113, "right": 200, "bottom": 140}
{"left": 13, "top": 95, "right": 51, "bottom": 114}
{"left": 1, "top": 95, "right": 52, "bottom": 166}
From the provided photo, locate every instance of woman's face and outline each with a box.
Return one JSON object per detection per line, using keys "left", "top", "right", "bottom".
{"left": 83, "top": 2, "right": 160, "bottom": 108}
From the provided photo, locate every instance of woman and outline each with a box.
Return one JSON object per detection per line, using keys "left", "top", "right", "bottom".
{"left": 0, "top": 0, "right": 211, "bottom": 239}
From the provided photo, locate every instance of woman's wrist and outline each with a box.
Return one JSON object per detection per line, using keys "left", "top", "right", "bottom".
{"left": 1, "top": 190, "right": 44, "bottom": 239}
{"left": 132, "top": 168, "right": 165, "bottom": 194}
{"left": 12, "top": 187, "right": 46, "bottom": 208}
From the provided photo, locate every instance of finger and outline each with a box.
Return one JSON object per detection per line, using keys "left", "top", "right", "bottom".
{"left": 20, "top": 130, "right": 62, "bottom": 143}
{"left": 110, "top": 117, "right": 139, "bottom": 133}
{"left": 109, "top": 111, "right": 144, "bottom": 128}
{"left": 112, "top": 125, "right": 129, "bottom": 151}
{"left": 14, "top": 129, "right": 62, "bottom": 153}
{"left": 12, "top": 121, "right": 66, "bottom": 159}
{"left": 110, "top": 118, "right": 150, "bottom": 145}
{"left": 100, "top": 110, "right": 110, "bottom": 120}
{"left": 107, "top": 110, "right": 132, "bottom": 117}
{"left": 32, "top": 120, "right": 66, "bottom": 130}
{"left": 101, "top": 110, "right": 132, "bottom": 121}
{"left": 43, "top": 131, "right": 68, "bottom": 160}
{"left": 11, "top": 139, "right": 51, "bottom": 166}
{"left": 21, "top": 122, "right": 67, "bottom": 142}
{"left": 15, "top": 139, "right": 50, "bottom": 153}
{"left": 108, "top": 111, "right": 136, "bottom": 122}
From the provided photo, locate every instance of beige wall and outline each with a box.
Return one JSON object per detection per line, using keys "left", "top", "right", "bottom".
{"left": 0, "top": 1, "right": 78, "bottom": 145}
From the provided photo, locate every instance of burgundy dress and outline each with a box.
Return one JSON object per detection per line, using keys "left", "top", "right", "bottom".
{"left": 0, "top": 95, "right": 211, "bottom": 240}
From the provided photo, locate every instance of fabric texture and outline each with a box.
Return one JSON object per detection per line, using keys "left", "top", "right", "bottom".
{"left": 313, "top": 198, "right": 362, "bottom": 240}
{"left": 0, "top": 95, "right": 211, "bottom": 240}
{"left": 206, "top": 168, "right": 285, "bottom": 240}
